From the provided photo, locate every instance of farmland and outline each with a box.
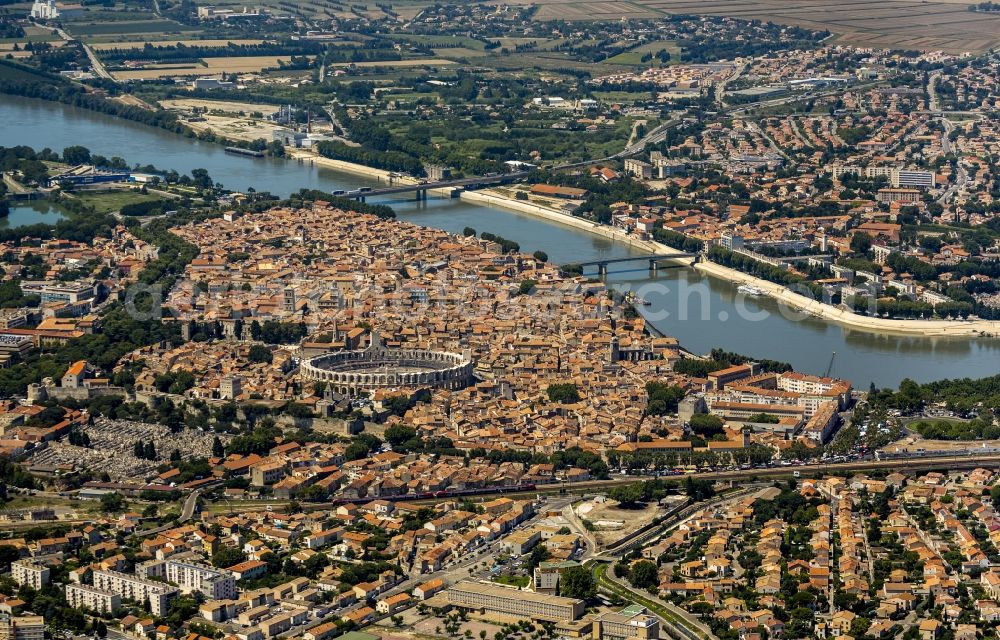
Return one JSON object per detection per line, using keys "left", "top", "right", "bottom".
{"left": 66, "top": 19, "right": 199, "bottom": 37}
{"left": 517, "top": 0, "right": 1000, "bottom": 53}
{"left": 110, "top": 55, "right": 313, "bottom": 81}
{"left": 604, "top": 39, "right": 680, "bottom": 65}
{"left": 90, "top": 39, "right": 267, "bottom": 51}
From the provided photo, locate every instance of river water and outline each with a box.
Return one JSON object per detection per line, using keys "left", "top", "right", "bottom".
{"left": 3, "top": 201, "right": 66, "bottom": 229}
{"left": 2, "top": 94, "right": 998, "bottom": 387}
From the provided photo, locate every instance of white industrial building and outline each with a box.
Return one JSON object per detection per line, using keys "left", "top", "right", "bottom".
{"left": 29, "top": 0, "right": 59, "bottom": 19}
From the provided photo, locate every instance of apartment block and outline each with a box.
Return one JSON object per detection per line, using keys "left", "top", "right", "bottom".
{"left": 65, "top": 583, "right": 121, "bottom": 614}
{"left": 92, "top": 569, "right": 178, "bottom": 616}
{"left": 446, "top": 581, "right": 584, "bottom": 622}
{"left": 533, "top": 560, "right": 580, "bottom": 595}
{"left": 593, "top": 605, "right": 660, "bottom": 640}
{"left": 0, "top": 616, "right": 45, "bottom": 640}
{"left": 11, "top": 561, "right": 49, "bottom": 590}
{"left": 139, "top": 559, "right": 237, "bottom": 600}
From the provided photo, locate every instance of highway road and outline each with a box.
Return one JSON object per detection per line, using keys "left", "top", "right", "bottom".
{"left": 36, "top": 23, "right": 113, "bottom": 81}
{"left": 134, "top": 484, "right": 213, "bottom": 537}
{"left": 927, "top": 70, "right": 942, "bottom": 113}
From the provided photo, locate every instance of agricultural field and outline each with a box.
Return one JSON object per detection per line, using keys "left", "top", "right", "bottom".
{"left": 327, "top": 58, "right": 454, "bottom": 68}
{"left": 66, "top": 19, "right": 199, "bottom": 37}
{"left": 111, "top": 55, "right": 313, "bottom": 80}
{"left": 527, "top": 0, "right": 664, "bottom": 20}
{"left": 0, "top": 26, "right": 62, "bottom": 46}
{"left": 431, "top": 47, "right": 488, "bottom": 60}
{"left": 385, "top": 34, "right": 485, "bottom": 48}
{"left": 70, "top": 189, "right": 165, "bottom": 215}
{"left": 493, "top": 37, "right": 571, "bottom": 52}
{"left": 90, "top": 39, "right": 267, "bottom": 51}
{"left": 515, "top": 0, "right": 1000, "bottom": 52}
{"left": 603, "top": 39, "right": 680, "bottom": 65}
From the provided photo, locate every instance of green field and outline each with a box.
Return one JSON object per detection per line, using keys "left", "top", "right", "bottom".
{"left": 67, "top": 19, "right": 198, "bottom": 37}
{"left": 432, "top": 47, "right": 487, "bottom": 60}
{"left": 0, "top": 33, "right": 61, "bottom": 45}
{"left": 604, "top": 40, "right": 680, "bottom": 66}
{"left": 72, "top": 190, "right": 165, "bottom": 215}
{"left": 387, "top": 33, "right": 485, "bottom": 49}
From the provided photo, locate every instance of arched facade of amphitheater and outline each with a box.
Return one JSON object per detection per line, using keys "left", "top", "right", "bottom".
{"left": 301, "top": 334, "right": 474, "bottom": 396}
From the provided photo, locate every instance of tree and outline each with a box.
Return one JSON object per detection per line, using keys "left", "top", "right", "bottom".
{"left": 646, "top": 382, "right": 685, "bottom": 416}
{"left": 559, "top": 566, "right": 596, "bottom": 600}
{"left": 99, "top": 492, "right": 125, "bottom": 513}
{"left": 248, "top": 344, "right": 273, "bottom": 364}
{"left": 62, "top": 145, "right": 91, "bottom": 165}
{"left": 211, "top": 546, "right": 246, "bottom": 568}
{"left": 850, "top": 232, "right": 873, "bottom": 255}
{"left": 849, "top": 618, "right": 870, "bottom": 637}
{"left": 628, "top": 560, "right": 658, "bottom": 589}
{"left": 684, "top": 476, "right": 715, "bottom": 500}
{"left": 526, "top": 544, "right": 551, "bottom": 571}
{"left": 689, "top": 414, "right": 725, "bottom": 438}
{"left": 608, "top": 482, "right": 646, "bottom": 508}
{"left": 385, "top": 424, "right": 418, "bottom": 447}
{"left": 895, "top": 378, "right": 925, "bottom": 413}
{"left": 546, "top": 383, "right": 581, "bottom": 404}
{"left": 212, "top": 436, "right": 225, "bottom": 458}
{"left": 0, "top": 545, "right": 20, "bottom": 570}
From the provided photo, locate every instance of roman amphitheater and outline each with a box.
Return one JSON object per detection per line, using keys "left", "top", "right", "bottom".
{"left": 300, "top": 333, "right": 474, "bottom": 396}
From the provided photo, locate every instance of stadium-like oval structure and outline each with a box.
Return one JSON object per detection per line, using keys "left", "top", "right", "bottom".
{"left": 301, "top": 333, "right": 474, "bottom": 396}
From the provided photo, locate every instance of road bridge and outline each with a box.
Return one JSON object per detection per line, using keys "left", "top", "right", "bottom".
{"left": 567, "top": 252, "right": 699, "bottom": 275}
{"left": 346, "top": 171, "right": 530, "bottom": 201}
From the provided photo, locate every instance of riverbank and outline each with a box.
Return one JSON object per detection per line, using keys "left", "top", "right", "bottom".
{"left": 693, "top": 260, "right": 1000, "bottom": 337}
{"left": 460, "top": 189, "right": 660, "bottom": 251}
{"left": 289, "top": 149, "right": 398, "bottom": 183}
{"left": 467, "top": 187, "right": 1000, "bottom": 338}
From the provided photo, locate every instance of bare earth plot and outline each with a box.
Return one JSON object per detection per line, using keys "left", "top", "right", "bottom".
{"left": 111, "top": 55, "right": 313, "bottom": 80}
{"left": 530, "top": 0, "right": 665, "bottom": 20}
{"left": 575, "top": 497, "right": 663, "bottom": 547}
{"left": 159, "top": 98, "right": 282, "bottom": 115}
{"left": 517, "top": 0, "right": 1000, "bottom": 53}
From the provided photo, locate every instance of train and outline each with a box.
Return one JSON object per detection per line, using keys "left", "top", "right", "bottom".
{"left": 328, "top": 483, "right": 538, "bottom": 506}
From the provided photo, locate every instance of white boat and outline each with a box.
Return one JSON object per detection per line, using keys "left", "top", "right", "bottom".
{"left": 737, "top": 284, "right": 764, "bottom": 297}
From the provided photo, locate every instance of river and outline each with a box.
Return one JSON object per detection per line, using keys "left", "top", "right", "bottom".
{"left": 2, "top": 94, "right": 998, "bottom": 387}
{"left": 3, "top": 201, "right": 66, "bottom": 229}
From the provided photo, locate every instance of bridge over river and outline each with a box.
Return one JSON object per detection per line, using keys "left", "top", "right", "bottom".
{"left": 566, "top": 252, "right": 699, "bottom": 275}
{"left": 346, "top": 171, "right": 531, "bottom": 201}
